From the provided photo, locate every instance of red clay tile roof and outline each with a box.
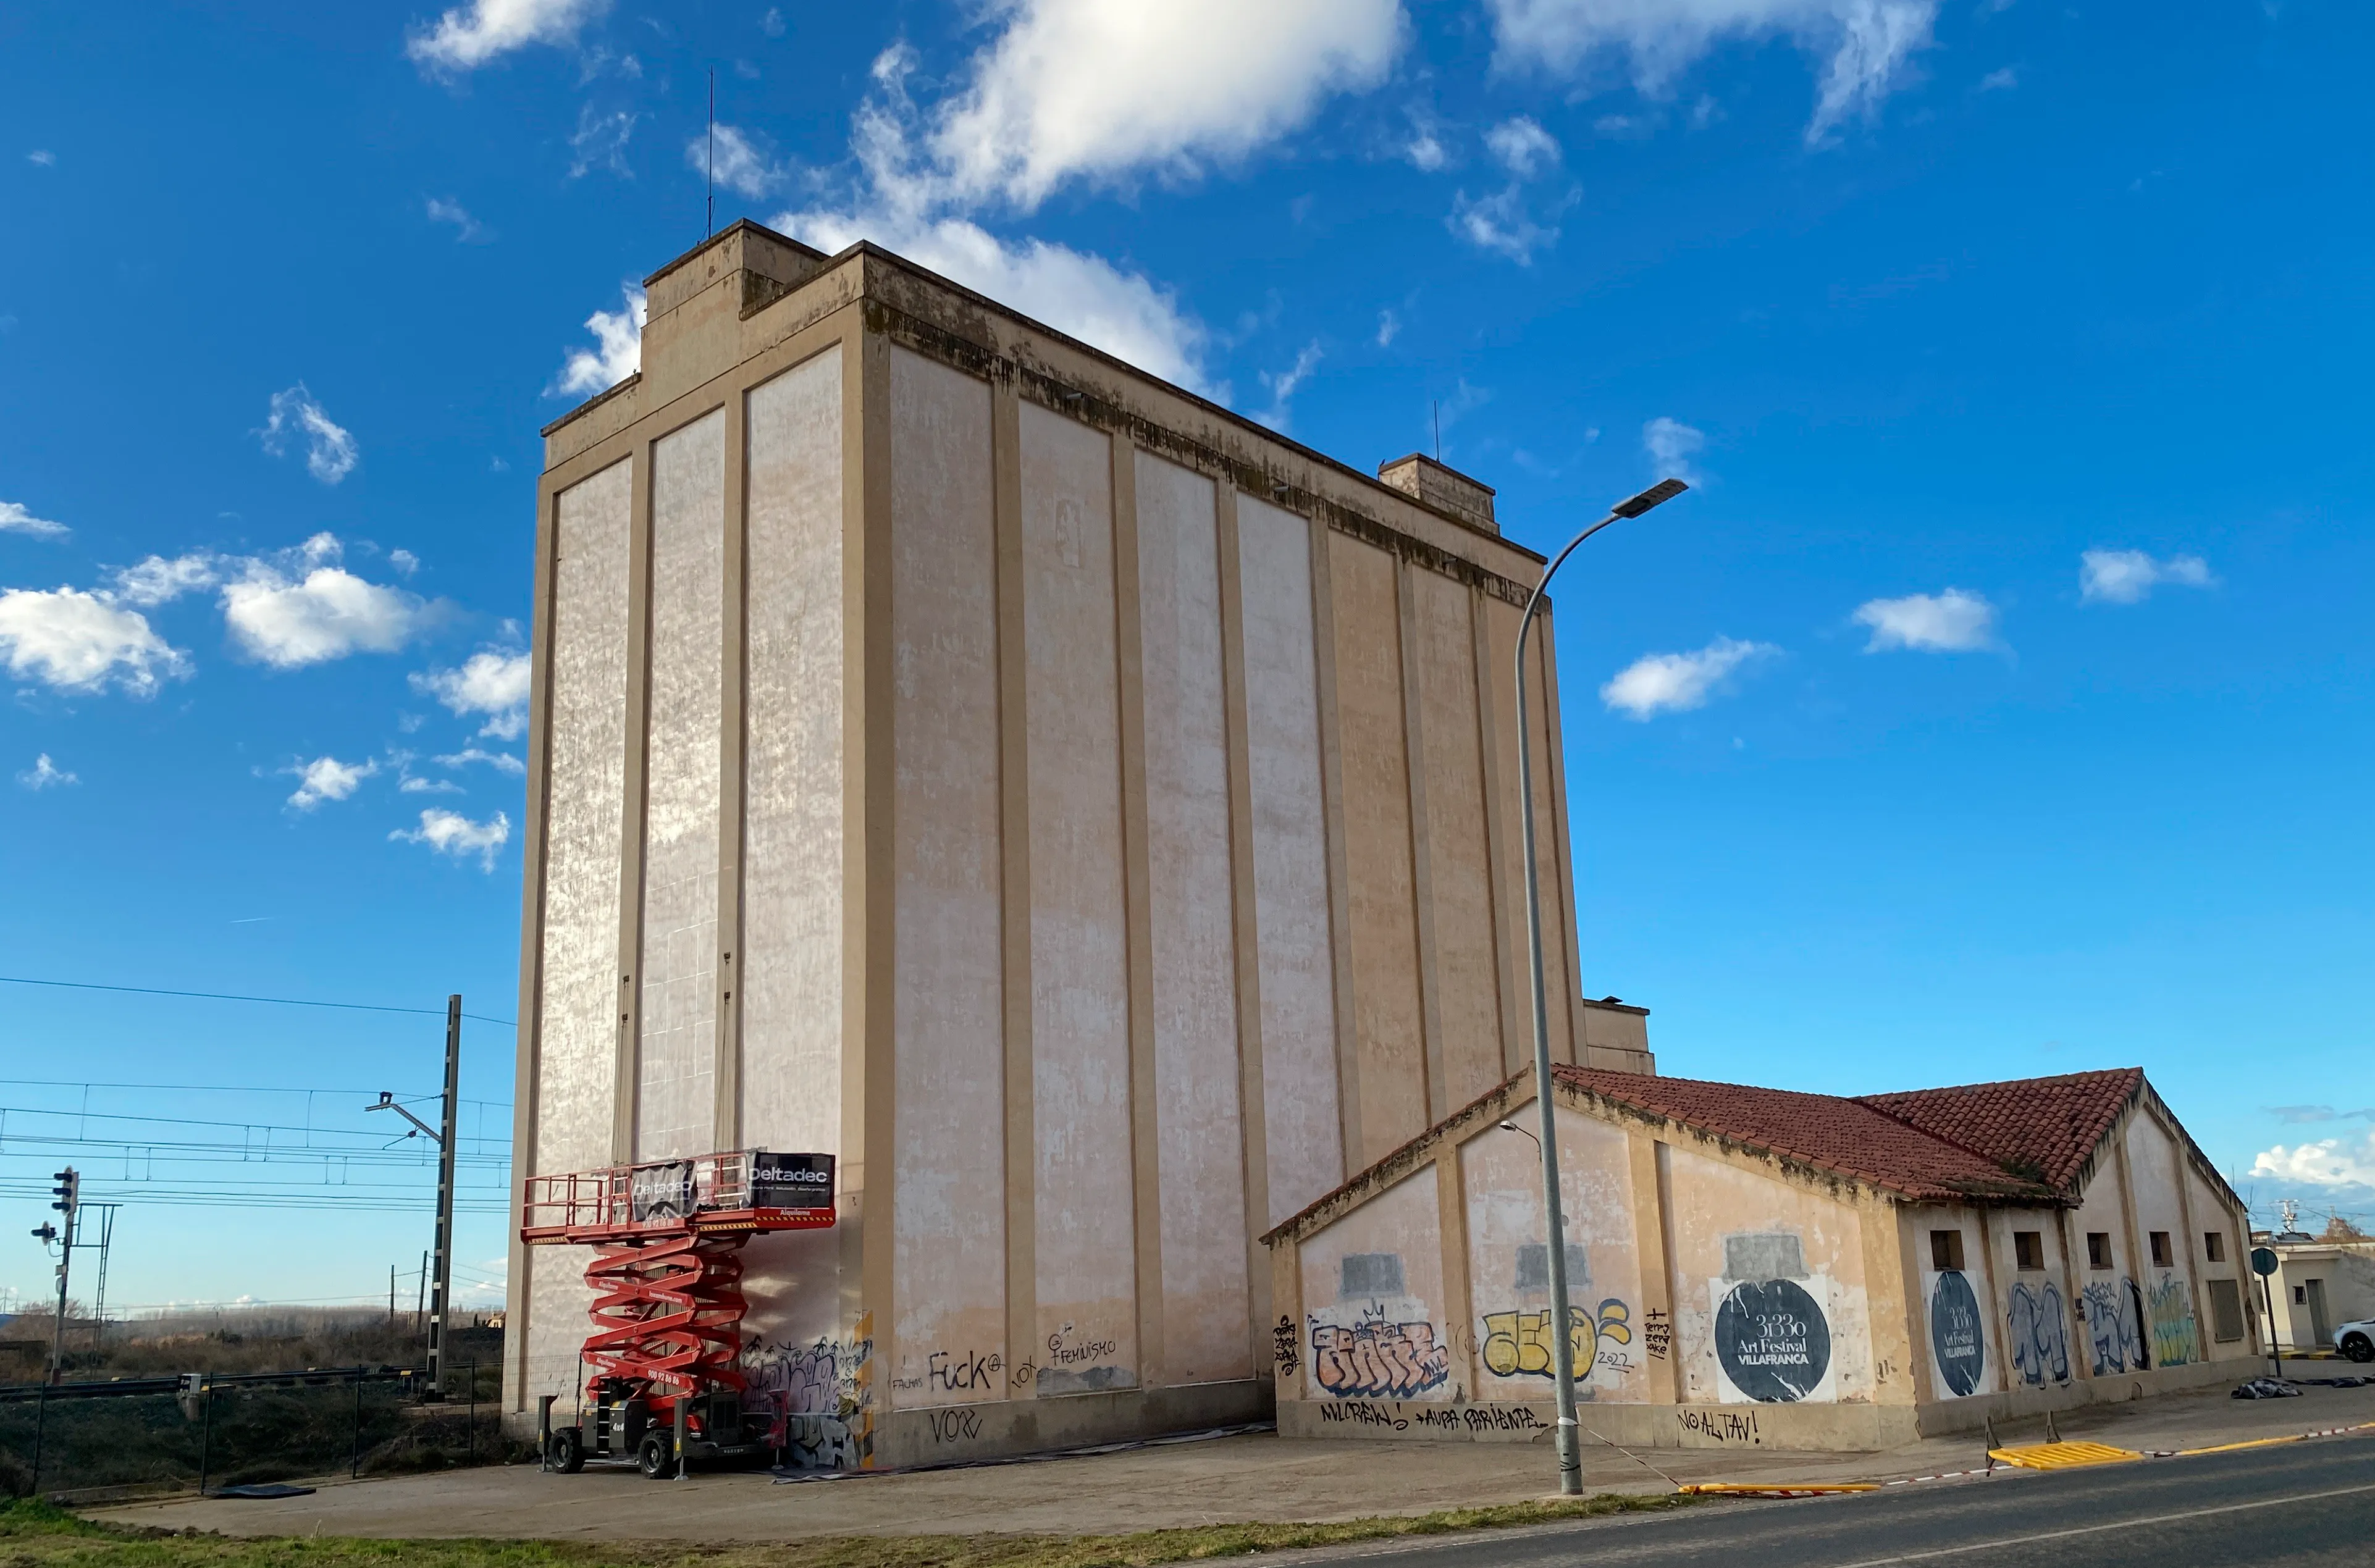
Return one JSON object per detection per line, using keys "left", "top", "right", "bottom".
{"left": 1856, "top": 1068, "right": 2143, "bottom": 1197}
{"left": 1553, "top": 1067, "right": 2059, "bottom": 1203}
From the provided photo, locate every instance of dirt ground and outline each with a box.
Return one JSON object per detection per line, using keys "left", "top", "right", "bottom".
{"left": 86, "top": 1380, "right": 2375, "bottom": 1543}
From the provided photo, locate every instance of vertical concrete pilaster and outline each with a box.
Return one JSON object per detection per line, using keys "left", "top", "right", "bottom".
{"left": 714, "top": 383, "right": 750, "bottom": 1150}
{"left": 852, "top": 326, "right": 896, "bottom": 1385}
{"left": 991, "top": 379, "right": 1038, "bottom": 1399}
{"left": 1627, "top": 1133, "right": 1676, "bottom": 1404}
{"left": 1398, "top": 562, "right": 1448, "bottom": 1122}
{"left": 1306, "top": 519, "right": 1364, "bottom": 1166}
{"left": 613, "top": 442, "right": 656, "bottom": 1163}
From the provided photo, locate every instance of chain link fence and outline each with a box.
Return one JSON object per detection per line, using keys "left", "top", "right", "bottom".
{"left": 0, "top": 1362, "right": 516, "bottom": 1501}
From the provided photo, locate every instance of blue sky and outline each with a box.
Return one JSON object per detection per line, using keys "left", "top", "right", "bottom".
{"left": 3, "top": 0, "right": 2370, "bottom": 1315}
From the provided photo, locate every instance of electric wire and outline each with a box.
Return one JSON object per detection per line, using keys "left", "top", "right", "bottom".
{"left": 0, "top": 973, "right": 515, "bottom": 1028}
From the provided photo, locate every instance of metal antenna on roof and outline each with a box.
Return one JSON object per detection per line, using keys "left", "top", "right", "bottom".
{"left": 1433, "top": 400, "right": 1442, "bottom": 463}
{"left": 706, "top": 69, "right": 716, "bottom": 239}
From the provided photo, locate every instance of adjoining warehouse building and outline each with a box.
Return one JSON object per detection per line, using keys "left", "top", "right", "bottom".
{"left": 1266, "top": 1065, "right": 2262, "bottom": 1446}
{"left": 503, "top": 222, "right": 2257, "bottom": 1465}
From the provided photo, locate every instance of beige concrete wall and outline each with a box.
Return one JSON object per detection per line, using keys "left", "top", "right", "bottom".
{"left": 1235, "top": 496, "right": 1345, "bottom": 1226}
{"left": 1658, "top": 1142, "right": 1873, "bottom": 1406}
{"left": 1133, "top": 450, "right": 1253, "bottom": 1387}
{"left": 737, "top": 346, "right": 849, "bottom": 1359}
{"left": 1296, "top": 1167, "right": 1450, "bottom": 1404}
{"left": 2185, "top": 1168, "right": 2257, "bottom": 1359}
{"left": 1478, "top": 597, "right": 1575, "bottom": 1070}
{"left": 1018, "top": 400, "right": 1139, "bottom": 1396}
{"left": 1455, "top": 1104, "right": 1650, "bottom": 1405}
{"left": 1983, "top": 1206, "right": 2080, "bottom": 1391}
{"left": 886, "top": 347, "right": 1008, "bottom": 1407}
{"left": 1902, "top": 1201, "right": 2002, "bottom": 1400}
{"left": 2122, "top": 1112, "right": 2205, "bottom": 1369}
{"left": 636, "top": 409, "right": 726, "bottom": 1161}
{"left": 2069, "top": 1157, "right": 2146, "bottom": 1377}
{"left": 1409, "top": 574, "right": 1504, "bottom": 1109}
{"left": 1328, "top": 533, "right": 1430, "bottom": 1162}
{"left": 522, "top": 457, "right": 634, "bottom": 1405}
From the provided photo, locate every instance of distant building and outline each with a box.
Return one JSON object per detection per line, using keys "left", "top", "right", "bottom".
{"left": 505, "top": 223, "right": 1646, "bottom": 1464}
{"left": 1264, "top": 1066, "right": 2261, "bottom": 1446}
{"left": 2258, "top": 1229, "right": 2375, "bottom": 1351}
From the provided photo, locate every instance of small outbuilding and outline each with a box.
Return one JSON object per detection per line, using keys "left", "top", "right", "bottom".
{"left": 1263, "top": 1065, "right": 2261, "bottom": 1449}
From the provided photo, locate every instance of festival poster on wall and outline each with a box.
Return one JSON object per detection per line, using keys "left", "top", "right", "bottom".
{"left": 1709, "top": 1275, "right": 1838, "bottom": 1404}
{"left": 1923, "top": 1269, "right": 1991, "bottom": 1398}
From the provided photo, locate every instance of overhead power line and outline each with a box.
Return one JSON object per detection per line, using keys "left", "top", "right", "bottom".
{"left": 0, "top": 1077, "right": 510, "bottom": 1110}
{"left": 0, "top": 974, "right": 516, "bottom": 1028}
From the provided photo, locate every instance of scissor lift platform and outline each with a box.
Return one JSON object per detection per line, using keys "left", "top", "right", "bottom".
{"left": 523, "top": 1149, "right": 833, "bottom": 1478}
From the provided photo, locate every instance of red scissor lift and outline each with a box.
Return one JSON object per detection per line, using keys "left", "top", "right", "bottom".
{"left": 523, "top": 1148, "right": 833, "bottom": 1478}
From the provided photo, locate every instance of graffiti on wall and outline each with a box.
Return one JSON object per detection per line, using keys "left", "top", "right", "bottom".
{"left": 1714, "top": 1279, "right": 1832, "bottom": 1403}
{"left": 1309, "top": 1312, "right": 1450, "bottom": 1400}
{"left": 2147, "top": 1275, "right": 2200, "bottom": 1369}
{"left": 744, "top": 1310, "right": 875, "bottom": 1470}
{"left": 2006, "top": 1280, "right": 2071, "bottom": 1386}
{"left": 1478, "top": 1299, "right": 1635, "bottom": 1383}
{"left": 2079, "top": 1279, "right": 2146, "bottom": 1376}
{"left": 1928, "top": 1270, "right": 1985, "bottom": 1398}
{"left": 1272, "top": 1315, "right": 1300, "bottom": 1378}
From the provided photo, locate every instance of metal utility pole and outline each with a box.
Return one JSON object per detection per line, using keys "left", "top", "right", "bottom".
{"left": 367, "top": 994, "right": 463, "bottom": 1400}
{"left": 1514, "top": 477, "right": 1686, "bottom": 1496}
{"left": 28, "top": 1167, "right": 78, "bottom": 1493}
{"left": 428, "top": 996, "right": 462, "bottom": 1399}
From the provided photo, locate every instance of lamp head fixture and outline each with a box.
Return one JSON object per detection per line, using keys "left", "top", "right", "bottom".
{"left": 1610, "top": 477, "right": 1689, "bottom": 518}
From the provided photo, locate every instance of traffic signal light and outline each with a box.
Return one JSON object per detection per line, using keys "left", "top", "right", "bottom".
{"left": 50, "top": 1168, "right": 78, "bottom": 1220}
{"left": 31, "top": 1223, "right": 57, "bottom": 1244}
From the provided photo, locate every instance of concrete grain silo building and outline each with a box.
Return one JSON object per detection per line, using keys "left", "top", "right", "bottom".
{"left": 502, "top": 222, "right": 1651, "bottom": 1466}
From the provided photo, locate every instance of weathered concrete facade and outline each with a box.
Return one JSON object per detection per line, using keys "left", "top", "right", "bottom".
{"left": 503, "top": 223, "right": 1653, "bottom": 1467}
{"left": 1263, "top": 1066, "right": 2263, "bottom": 1449}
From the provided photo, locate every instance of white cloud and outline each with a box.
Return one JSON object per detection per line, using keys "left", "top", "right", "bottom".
{"left": 1258, "top": 342, "right": 1324, "bottom": 430}
{"left": 2079, "top": 548, "right": 2215, "bottom": 606}
{"left": 760, "top": 7, "right": 784, "bottom": 37}
{"left": 27, "top": 150, "right": 56, "bottom": 167}
{"left": 411, "top": 648, "right": 532, "bottom": 738}
{"left": 286, "top": 755, "right": 378, "bottom": 810}
{"left": 1448, "top": 183, "right": 1568, "bottom": 264}
{"left": 406, "top": 0, "right": 607, "bottom": 70}
{"left": 17, "top": 753, "right": 77, "bottom": 790}
{"left": 426, "top": 196, "right": 489, "bottom": 241}
{"left": 1643, "top": 416, "right": 1705, "bottom": 483}
{"left": 1405, "top": 126, "right": 1448, "bottom": 171}
{"left": 1486, "top": 116, "right": 1562, "bottom": 177}
{"left": 109, "top": 551, "right": 219, "bottom": 607}
{"left": 401, "top": 774, "right": 464, "bottom": 794}
{"left": 392, "top": 808, "right": 511, "bottom": 871}
{"left": 1376, "top": 309, "right": 1400, "bottom": 347}
{"left": 220, "top": 535, "right": 426, "bottom": 668}
{"left": 567, "top": 105, "right": 637, "bottom": 178}
{"left": 1486, "top": 0, "right": 1938, "bottom": 145}
{"left": 0, "top": 500, "right": 68, "bottom": 539}
{"left": 2253, "top": 1133, "right": 2375, "bottom": 1190}
{"left": 0, "top": 587, "right": 188, "bottom": 695}
{"left": 693, "top": 123, "right": 784, "bottom": 199}
{"left": 258, "top": 385, "right": 359, "bottom": 485}
{"left": 387, "top": 548, "right": 421, "bottom": 577}
{"left": 781, "top": 199, "right": 1217, "bottom": 396}
{"left": 1978, "top": 65, "right": 2018, "bottom": 90}
{"left": 1600, "top": 635, "right": 1779, "bottom": 718}
{"left": 435, "top": 746, "right": 527, "bottom": 775}
{"left": 1854, "top": 587, "right": 1997, "bottom": 652}
{"left": 556, "top": 283, "right": 645, "bottom": 397}
{"left": 919, "top": 0, "right": 1405, "bottom": 210}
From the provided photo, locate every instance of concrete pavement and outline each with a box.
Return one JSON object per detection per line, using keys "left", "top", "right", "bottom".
{"left": 85, "top": 1379, "right": 2375, "bottom": 1543}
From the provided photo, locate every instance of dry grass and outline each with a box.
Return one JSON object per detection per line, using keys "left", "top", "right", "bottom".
{"left": 0, "top": 1493, "right": 1699, "bottom": 1568}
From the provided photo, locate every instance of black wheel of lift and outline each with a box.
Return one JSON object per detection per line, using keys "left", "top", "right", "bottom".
{"left": 549, "top": 1427, "right": 585, "bottom": 1474}
{"left": 637, "top": 1431, "right": 674, "bottom": 1480}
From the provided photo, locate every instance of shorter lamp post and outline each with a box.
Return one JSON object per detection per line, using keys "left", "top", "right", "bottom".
{"left": 1516, "top": 477, "right": 1688, "bottom": 1496}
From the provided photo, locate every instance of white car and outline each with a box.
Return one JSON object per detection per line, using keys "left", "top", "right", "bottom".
{"left": 2338, "top": 1319, "right": 2375, "bottom": 1363}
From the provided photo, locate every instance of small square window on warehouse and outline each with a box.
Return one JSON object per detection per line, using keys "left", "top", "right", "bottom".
{"left": 2204, "top": 1231, "right": 2226, "bottom": 1263}
{"left": 2151, "top": 1231, "right": 2174, "bottom": 1268}
{"left": 2014, "top": 1231, "right": 2045, "bottom": 1270}
{"left": 2088, "top": 1232, "right": 2114, "bottom": 1270}
{"left": 1930, "top": 1230, "right": 1966, "bottom": 1271}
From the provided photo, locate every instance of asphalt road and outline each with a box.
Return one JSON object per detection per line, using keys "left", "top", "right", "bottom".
{"left": 1292, "top": 1438, "right": 2375, "bottom": 1567}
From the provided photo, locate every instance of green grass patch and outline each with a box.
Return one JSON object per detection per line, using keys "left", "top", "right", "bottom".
{"left": 1, "top": 1491, "right": 1698, "bottom": 1568}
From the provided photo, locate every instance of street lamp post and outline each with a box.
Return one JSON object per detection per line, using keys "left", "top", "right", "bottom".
{"left": 1515, "top": 477, "right": 1687, "bottom": 1496}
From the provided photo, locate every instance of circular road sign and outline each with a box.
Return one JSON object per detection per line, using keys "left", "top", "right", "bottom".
{"left": 2251, "top": 1246, "right": 2280, "bottom": 1277}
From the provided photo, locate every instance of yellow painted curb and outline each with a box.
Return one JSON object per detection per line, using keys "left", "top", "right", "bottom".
{"left": 2179, "top": 1435, "right": 2305, "bottom": 1456}
{"left": 1675, "top": 1483, "right": 1881, "bottom": 1496}
{"left": 1985, "top": 1441, "right": 2142, "bottom": 1470}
